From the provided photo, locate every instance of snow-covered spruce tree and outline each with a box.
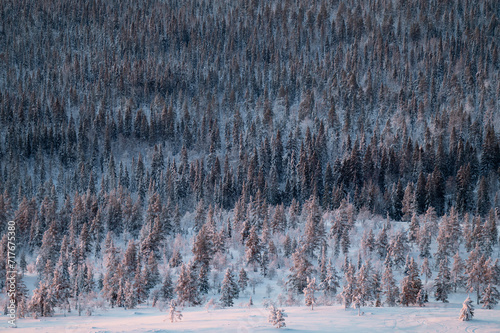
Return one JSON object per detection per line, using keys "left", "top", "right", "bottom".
{"left": 303, "top": 277, "right": 317, "bottom": 310}
{"left": 238, "top": 267, "right": 249, "bottom": 292}
{"left": 408, "top": 213, "right": 419, "bottom": 243}
{"left": 319, "top": 259, "right": 340, "bottom": 301}
{"left": 466, "top": 250, "right": 487, "bottom": 305}
{"left": 400, "top": 257, "right": 422, "bottom": 306}
{"left": 341, "top": 263, "right": 357, "bottom": 309}
{"left": 355, "top": 261, "right": 373, "bottom": 307}
{"left": 382, "top": 257, "right": 399, "bottom": 307}
{"left": 268, "top": 305, "right": 286, "bottom": 329}
{"left": 481, "top": 209, "right": 497, "bottom": 256}
{"left": 192, "top": 223, "right": 214, "bottom": 269}
{"left": 11, "top": 271, "right": 30, "bottom": 318}
{"left": 35, "top": 221, "right": 58, "bottom": 277}
{"left": 133, "top": 263, "right": 148, "bottom": 304}
{"left": 447, "top": 208, "right": 461, "bottom": 253}
{"left": 140, "top": 193, "right": 164, "bottom": 259}
{"left": 401, "top": 182, "right": 415, "bottom": 221}
{"left": 271, "top": 204, "right": 286, "bottom": 234}
{"left": 102, "top": 240, "right": 121, "bottom": 307}
{"left": 488, "top": 259, "right": 500, "bottom": 287}
{"left": 169, "top": 249, "right": 183, "bottom": 268}
{"left": 286, "top": 245, "right": 314, "bottom": 294}
{"left": 360, "top": 229, "right": 375, "bottom": 257}
{"left": 123, "top": 240, "right": 138, "bottom": 280}
{"left": 160, "top": 270, "right": 175, "bottom": 302}
{"left": 459, "top": 296, "right": 474, "bottom": 321}
{"left": 371, "top": 270, "right": 383, "bottom": 307}
{"left": 29, "top": 281, "right": 55, "bottom": 318}
{"left": 480, "top": 284, "right": 500, "bottom": 309}
{"left": 417, "top": 223, "right": 432, "bottom": 259}
{"left": 144, "top": 251, "right": 160, "bottom": 292}
{"left": 388, "top": 229, "right": 409, "bottom": 269}
{"left": 421, "top": 257, "right": 432, "bottom": 284}
{"left": 193, "top": 199, "right": 206, "bottom": 234}
{"left": 260, "top": 246, "right": 270, "bottom": 277}
{"left": 341, "top": 227, "right": 351, "bottom": 256}
{"left": 283, "top": 234, "right": 293, "bottom": 258}
{"left": 51, "top": 252, "right": 72, "bottom": 314}
{"left": 463, "top": 214, "right": 474, "bottom": 252}
{"left": 451, "top": 251, "right": 464, "bottom": 292}
{"left": 330, "top": 199, "right": 354, "bottom": 257}
{"left": 302, "top": 196, "right": 325, "bottom": 258}
{"left": 168, "top": 299, "right": 183, "bottom": 323}
{"left": 471, "top": 216, "right": 483, "bottom": 250}
{"left": 124, "top": 280, "right": 138, "bottom": 309}
{"left": 220, "top": 267, "right": 239, "bottom": 307}
{"left": 198, "top": 264, "right": 210, "bottom": 295}
{"left": 376, "top": 226, "right": 389, "bottom": 260}
{"left": 176, "top": 262, "right": 201, "bottom": 306}
{"left": 486, "top": 208, "right": 498, "bottom": 248}
{"left": 245, "top": 225, "right": 262, "bottom": 272}
{"left": 434, "top": 258, "right": 452, "bottom": 303}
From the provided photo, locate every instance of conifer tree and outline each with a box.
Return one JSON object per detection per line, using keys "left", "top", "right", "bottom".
{"left": 29, "top": 281, "right": 55, "bottom": 317}
{"left": 102, "top": 243, "right": 121, "bottom": 307}
{"left": 160, "top": 271, "right": 175, "bottom": 302}
{"left": 356, "top": 261, "right": 374, "bottom": 307}
{"left": 245, "top": 226, "right": 261, "bottom": 272}
{"left": 220, "top": 268, "right": 239, "bottom": 307}
{"left": 194, "top": 200, "right": 206, "bottom": 233}
{"left": 169, "top": 249, "right": 183, "bottom": 268}
{"left": 388, "top": 230, "right": 409, "bottom": 269}
{"left": 238, "top": 268, "right": 249, "bottom": 292}
{"left": 192, "top": 224, "right": 214, "bottom": 269}
{"left": 303, "top": 196, "right": 325, "bottom": 257}
{"left": 382, "top": 259, "right": 399, "bottom": 307}
{"left": 480, "top": 284, "right": 499, "bottom": 309}
{"left": 176, "top": 262, "right": 200, "bottom": 306}
{"left": 123, "top": 240, "right": 138, "bottom": 280}
{"left": 466, "top": 251, "right": 487, "bottom": 305}
{"left": 319, "top": 259, "right": 340, "bottom": 300}
{"left": 421, "top": 257, "right": 432, "bottom": 284}
{"left": 399, "top": 257, "right": 422, "bottom": 306}
{"left": 51, "top": 255, "right": 72, "bottom": 314}
{"left": 133, "top": 263, "right": 147, "bottom": 304}
{"left": 12, "top": 272, "right": 29, "bottom": 319}
{"left": 408, "top": 213, "right": 419, "bottom": 243}
{"left": 401, "top": 182, "right": 415, "bottom": 221}
{"left": 459, "top": 296, "right": 474, "bottom": 321}
{"left": 303, "top": 277, "right": 317, "bottom": 310}
{"left": 481, "top": 210, "right": 497, "bottom": 256}
{"left": 434, "top": 259, "right": 452, "bottom": 303}
{"left": 341, "top": 263, "right": 357, "bottom": 309}
{"left": 451, "top": 251, "right": 464, "bottom": 292}
{"left": 268, "top": 305, "right": 287, "bottom": 328}
{"left": 376, "top": 226, "right": 389, "bottom": 260}
{"left": 144, "top": 252, "right": 160, "bottom": 291}
{"left": 198, "top": 264, "right": 210, "bottom": 295}
{"left": 286, "top": 246, "right": 314, "bottom": 294}
{"left": 124, "top": 280, "right": 138, "bottom": 309}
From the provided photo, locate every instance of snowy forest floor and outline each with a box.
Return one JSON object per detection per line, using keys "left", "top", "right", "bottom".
{"left": 2, "top": 293, "right": 499, "bottom": 332}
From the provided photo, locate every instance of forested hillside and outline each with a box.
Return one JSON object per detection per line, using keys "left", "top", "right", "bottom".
{"left": 0, "top": 0, "right": 499, "bottom": 323}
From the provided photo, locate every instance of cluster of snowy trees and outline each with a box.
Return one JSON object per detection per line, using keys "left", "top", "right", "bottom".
{"left": 1, "top": 0, "right": 500, "bottom": 321}
{"left": 3, "top": 193, "right": 499, "bottom": 319}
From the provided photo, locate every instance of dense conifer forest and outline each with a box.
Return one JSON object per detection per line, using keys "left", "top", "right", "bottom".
{"left": 0, "top": 0, "right": 499, "bottom": 322}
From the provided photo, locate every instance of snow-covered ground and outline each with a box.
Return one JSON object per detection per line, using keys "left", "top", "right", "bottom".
{"left": 3, "top": 295, "right": 499, "bottom": 333}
